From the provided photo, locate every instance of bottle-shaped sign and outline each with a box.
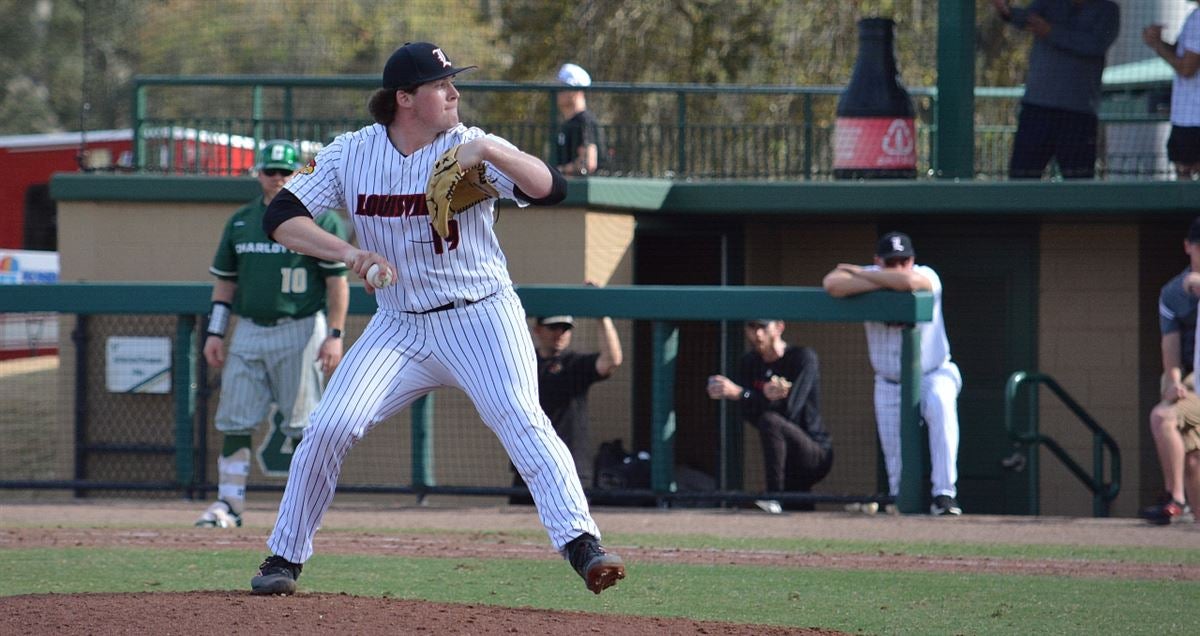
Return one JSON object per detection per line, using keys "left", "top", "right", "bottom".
{"left": 833, "top": 17, "right": 917, "bottom": 179}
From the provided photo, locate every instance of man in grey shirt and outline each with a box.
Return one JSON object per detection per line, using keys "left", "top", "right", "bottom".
{"left": 991, "top": 0, "right": 1120, "bottom": 179}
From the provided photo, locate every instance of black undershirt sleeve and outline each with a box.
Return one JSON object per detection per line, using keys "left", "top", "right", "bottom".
{"left": 514, "top": 164, "right": 567, "bottom": 206}
{"left": 262, "top": 189, "right": 312, "bottom": 240}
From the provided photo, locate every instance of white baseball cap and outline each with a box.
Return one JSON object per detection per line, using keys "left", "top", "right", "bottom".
{"left": 537, "top": 315, "right": 575, "bottom": 329}
{"left": 557, "top": 63, "right": 591, "bottom": 87}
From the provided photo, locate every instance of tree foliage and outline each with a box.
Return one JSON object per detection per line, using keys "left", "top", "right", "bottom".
{"left": 0, "top": 0, "right": 1033, "bottom": 136}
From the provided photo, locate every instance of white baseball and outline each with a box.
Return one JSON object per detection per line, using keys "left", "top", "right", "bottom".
{"left": 366, "top": 263, "right": 393, "bottom": 288}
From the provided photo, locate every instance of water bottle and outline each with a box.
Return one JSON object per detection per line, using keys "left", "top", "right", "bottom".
{"left": 833, "top": 17, "right": 917, "bottom": 179}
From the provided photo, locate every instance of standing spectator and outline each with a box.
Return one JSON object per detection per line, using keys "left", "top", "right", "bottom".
{"left": 706, "top": 319, "right": 833, "bottom": 513}
{"left": 1141, "top": 217, "right": 1200, "bottom": 525}
{"left": 249, "top": 42, "right": 624, "bottom": 596}
{"left": 1143, "top": 0, "right": 1200, "bottom": 180}
{"left": 822, "top": 232, "right": 963, "bottom": 516}
{"left": 991, "top": 0, "right": 1120, "bottom": 179}
{"left": 195, "top": 140, "right": 349, "bottom": 529}
{"left": 554, "top": 63, "right": 604, "bottom": 176}
{"left": 511, "top": 301, "right": 623, "bottom": 504}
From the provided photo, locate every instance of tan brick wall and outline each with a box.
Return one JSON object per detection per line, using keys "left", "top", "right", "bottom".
{"left": 58, "top": 201, "right": 232, "bottom": 282}
{"left": 740, "top": 221, "right": 880, "bottom": 498}
{"left": 1037, "top": 222, "right": 1140, "bottom": 517}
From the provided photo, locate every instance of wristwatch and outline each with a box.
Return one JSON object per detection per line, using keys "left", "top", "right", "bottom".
{"left": 329, "top": 328, "right": 343, "bottom": 339}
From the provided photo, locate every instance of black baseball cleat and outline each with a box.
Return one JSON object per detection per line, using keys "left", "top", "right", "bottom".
{"left": 250, "top": 555, "right": 302, "bottom": 595}
{"left": 930, "top": 495, "right": 963, "bottom": 516}
{"left": 563, "top": 533, "right": 625, "bottom": 595}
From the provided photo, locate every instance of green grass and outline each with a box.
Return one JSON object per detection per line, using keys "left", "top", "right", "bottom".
{"left": 1, "top": 546, "right": 1197, "bottom": 635}
{"left": 322, "top": 526, "right": 1200, "bottom": 566}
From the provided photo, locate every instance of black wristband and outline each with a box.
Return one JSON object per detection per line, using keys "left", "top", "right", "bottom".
{"left": 329, "top": 328, "right": 343, "bottom": 338}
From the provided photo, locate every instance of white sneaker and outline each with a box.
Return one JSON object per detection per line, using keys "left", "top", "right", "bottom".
{"left": 754, "top": 499, "right": 783, "bottom": 514}
{"left": 195, "top": 500, "right": 242, "bottom": 528}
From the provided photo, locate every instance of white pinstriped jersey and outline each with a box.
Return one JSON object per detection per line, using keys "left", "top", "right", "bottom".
{"left": 863, "top": 264, "right": 952, "bottom": 380}
{"left": 285, "top": 123, "right": 527, "bottom": 312}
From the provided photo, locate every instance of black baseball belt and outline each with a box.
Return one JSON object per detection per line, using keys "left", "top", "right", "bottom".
{"left": 404, "top": 292, "right": 497, "bottom": 315}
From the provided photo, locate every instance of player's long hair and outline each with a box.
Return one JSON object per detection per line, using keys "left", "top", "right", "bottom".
{"left": 368, "top": 89, "right": 398, "bottom": 125}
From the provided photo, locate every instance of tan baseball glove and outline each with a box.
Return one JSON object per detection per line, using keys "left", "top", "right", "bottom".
{"left": 425, "top": 145, "right": 498, "bottom": 239}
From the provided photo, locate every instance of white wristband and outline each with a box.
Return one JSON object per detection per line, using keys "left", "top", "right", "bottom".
{"left": 207, "top": 301, "right": 231, "bottom": 338}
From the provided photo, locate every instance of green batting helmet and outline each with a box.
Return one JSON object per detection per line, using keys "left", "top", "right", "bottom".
{"left": 258, "top": 140, "right": 301, "bottom": 172}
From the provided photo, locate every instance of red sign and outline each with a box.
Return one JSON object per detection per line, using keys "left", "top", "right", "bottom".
{"left": 833, "top": 117, "right": 916, "bottom": 169}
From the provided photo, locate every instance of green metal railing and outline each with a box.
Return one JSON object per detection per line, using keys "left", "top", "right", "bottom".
{"left": 1004, "top": 371, "right": 1121, "bottom": 517}
{"left": 131, "top": 76, "right": 1171, "bottom": 181}
{"left": 1, "top": 282, "right": 935, "bottom": 512}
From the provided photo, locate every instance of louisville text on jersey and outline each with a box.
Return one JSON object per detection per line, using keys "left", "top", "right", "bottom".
{"left": 356, "top": 193, "right": 427, "bottom": 218}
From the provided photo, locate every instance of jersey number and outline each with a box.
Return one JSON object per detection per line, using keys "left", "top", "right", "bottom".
{"left": 279, "top": 267, "right": 308, "bottom": 294}
{"left": 432, "top": 220, "right": 460, "bottom": 254}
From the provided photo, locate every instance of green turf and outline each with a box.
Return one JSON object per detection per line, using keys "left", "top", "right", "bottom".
{"left": 1, "top": 547, "right": 1196, "bottom": 635}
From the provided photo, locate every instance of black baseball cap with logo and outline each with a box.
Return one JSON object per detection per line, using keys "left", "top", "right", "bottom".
{"left": 876, "top": 231, "right": 915, "bottom": 259}
{"left": 382, "top": 42, "right": 476, "bottom": 90}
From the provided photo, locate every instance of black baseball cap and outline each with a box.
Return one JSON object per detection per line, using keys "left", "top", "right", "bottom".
{"left": 382, "top": 42, "right": 476, "bottom": 89}
{"left": 1188, "top": 217, "right": 1200, "bottom": 243}
{"left": 876, "top": 231, "right": 915, "bottom": 259}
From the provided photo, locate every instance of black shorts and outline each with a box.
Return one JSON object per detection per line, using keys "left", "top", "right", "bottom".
{"left": 1167, "top": 126, "right": 1200, "bottom": 164}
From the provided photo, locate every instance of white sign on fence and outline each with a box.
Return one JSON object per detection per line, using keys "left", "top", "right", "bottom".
{"left": 105, "top": 336, "right": 171, "bottom": 394}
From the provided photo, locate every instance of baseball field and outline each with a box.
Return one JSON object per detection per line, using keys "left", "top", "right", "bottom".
{"left": 0, "top": 499, "right": 1197, "bottom": 635}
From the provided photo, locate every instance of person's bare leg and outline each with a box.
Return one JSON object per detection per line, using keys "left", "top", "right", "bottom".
{"left": 1150, "top": 404, "right": 1187, "bottom": 502}
{"left": 1185, "top": 450, "right": 1200, "bottom": 520}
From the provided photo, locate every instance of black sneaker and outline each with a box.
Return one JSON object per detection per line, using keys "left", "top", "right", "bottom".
{"left": 930, "top": 495, "right": 962, "bottom": 516}
{"left": 563, "top": 533, "right": 625, "bottom": 595}
{"left": 250, "top": 555, "right": 302, "bottom": 595}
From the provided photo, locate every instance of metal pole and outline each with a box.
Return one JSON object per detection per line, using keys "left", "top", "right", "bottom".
{"left": 411, "top": 394, "right": 435, "bottom": 501}
{"left": 133, "top": 84, "right": 147, "bottom": 171}
{"left": 936, "top": 0, "right": 976, "bottom": 178}
{"left": 897, "top": 325, "right": 924, "bottom": 513}
{"left": 173, "top": 315, "right": 197, "bottom": 492}
{"left": 803, "top": 94, "right": 814, "bottom": 180}
{"left": 676, "top": 92, "right": 688, "bottom": 175}
{"left": 650, "top": 321, "right": 678, "bottom": 497}
{"left": 72, "top": 316, "right": 88, "bottom": 498}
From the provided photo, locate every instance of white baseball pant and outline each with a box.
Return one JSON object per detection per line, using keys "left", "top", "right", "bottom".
{"left": 266, "top": 287, "right": 599, "bottom": 563}
{"left": 873, "top": 362, "right": 961, "bottom": 498}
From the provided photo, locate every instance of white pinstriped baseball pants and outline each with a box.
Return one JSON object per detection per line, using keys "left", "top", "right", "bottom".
{"left": 266, "top": 287, "right": 600, "bottom": 563}
{"left": 873, "top": 362, "right": 961, "bottom": 498}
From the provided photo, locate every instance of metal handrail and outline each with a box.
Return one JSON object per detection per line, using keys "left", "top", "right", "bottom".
{"left": 1004, "top": 371, "right": 1121, "bottom": 517}
{"left": 130, "top": 76, "right": 1172, "bottom": 180}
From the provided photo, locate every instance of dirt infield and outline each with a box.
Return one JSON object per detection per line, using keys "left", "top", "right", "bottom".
{"left": 2, "top": 500, "right": 1198, "bottom": 635}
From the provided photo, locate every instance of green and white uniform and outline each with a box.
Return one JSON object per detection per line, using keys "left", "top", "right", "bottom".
{"left": 209, "top": 198, "right": 349, "bottom": 438}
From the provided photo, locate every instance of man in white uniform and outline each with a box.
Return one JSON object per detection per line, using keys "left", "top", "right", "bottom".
{"left": 823, "top": 232, "right": 963, "bottom": 515}
{"left": 249, "top": 42, "right": 624, "bottom": 596}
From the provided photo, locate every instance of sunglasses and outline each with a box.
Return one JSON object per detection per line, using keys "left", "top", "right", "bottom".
{"left": 261, "top": 168, "right": 293, "bottom": 177}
